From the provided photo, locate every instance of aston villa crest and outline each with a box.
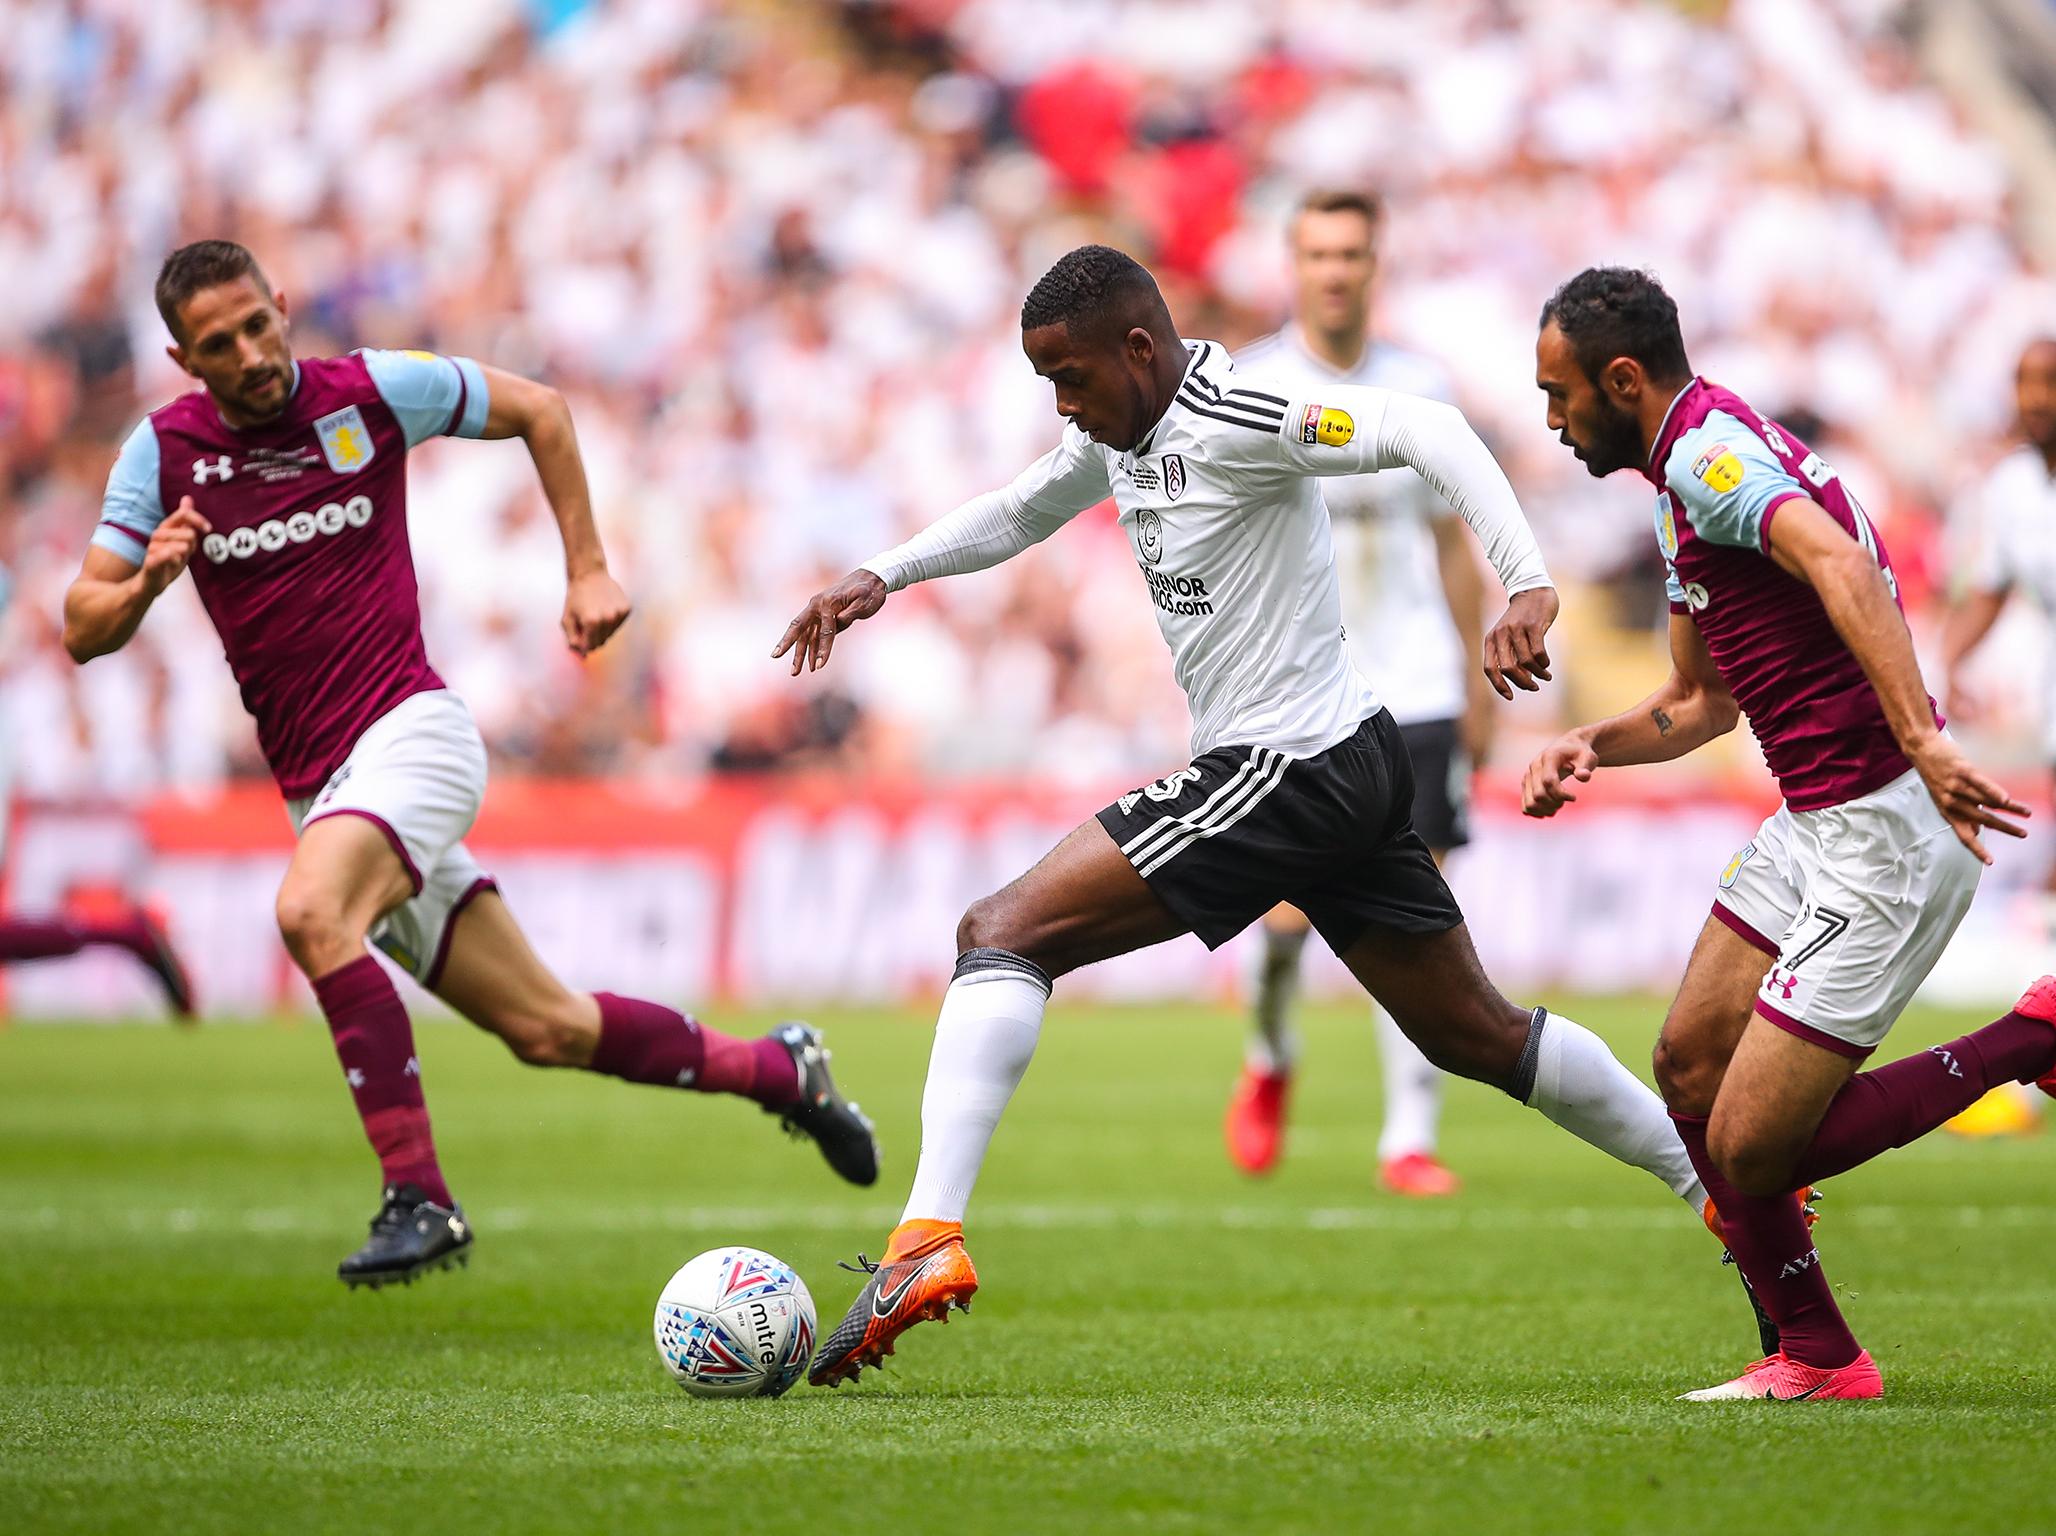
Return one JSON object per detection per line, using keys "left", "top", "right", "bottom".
{"left": 315, "top": 405, "right": 376, "bottom": 474}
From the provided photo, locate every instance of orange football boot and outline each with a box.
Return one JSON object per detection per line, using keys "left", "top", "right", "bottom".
{"left": 1701, "top": 1185, "right": 1820, "bottom": 1246}
{"left": 808, "top": 1218, "right": 978, "bottom": 1387}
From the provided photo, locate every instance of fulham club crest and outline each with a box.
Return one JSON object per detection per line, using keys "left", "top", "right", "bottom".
{"left": 1136, "top": 508, "right": 1164, "bottom": 564}
{"left": 1163, "top": 453, "right": 1186, "bottom": 501}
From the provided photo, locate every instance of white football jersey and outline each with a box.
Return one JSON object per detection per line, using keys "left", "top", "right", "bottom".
{"left": 1966, "top": 445, "right": 2056, "bottom": 756}
{"left": 1235, "top": 327, "right": 1465, "bottom": 726}
{"left": 863, "top": 339, "right": 1549, "bottom": 764}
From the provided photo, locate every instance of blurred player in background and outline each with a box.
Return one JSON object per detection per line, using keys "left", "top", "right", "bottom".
{"left": 778, "top": 246, "right": 1755, "bottom": 1390}
{"left": 1528, "top": 267, "right": 2050, "bottom": 1401}
{"left": 1937, "top": 337, "right": 2056, "bottom": 1139}
{"left": 1944, "top": 335, "right": 2056, "bottom": 894}
{"left": 64, "top": 242, "right": 879, "bottom": 1289}
{"left": 0, "top": 518, "right": 192, "bottom": 1016}
{"left": 1226, "top": 189, "right": 1486, "bottom": 1196}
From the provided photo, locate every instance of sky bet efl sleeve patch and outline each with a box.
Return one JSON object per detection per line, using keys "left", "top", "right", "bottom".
{"left": 1692, "top": 443, "right": 1745, "bottom": 494}
{"left": 1299, "top": 404, "right": 1355, "bottom": 448}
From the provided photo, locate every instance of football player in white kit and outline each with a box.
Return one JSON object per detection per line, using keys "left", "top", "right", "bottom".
{"left": 1938, "top": 336, "right": 2056, "bottom": 1138}
{"left": 776, "top": 246, "right": 1733, "bottom": 1388}
{"left": 1226, "top": 190, "right": 1487, "bottom": 1195}
{"left": 1945, "top": 335, "right": 2056, "bottom": 897}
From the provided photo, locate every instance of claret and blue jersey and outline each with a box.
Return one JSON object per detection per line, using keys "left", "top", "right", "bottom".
{"left": 1642, "top": 378, "right": 1932, "bottom": 811}
{"left": 93, "top": 349, "right": 489, "bottom": 798}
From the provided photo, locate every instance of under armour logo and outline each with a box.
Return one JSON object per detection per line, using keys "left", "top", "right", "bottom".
{"left": 193, "top": 454, "right": 234, "bottom": 484}
{"left": 345, "top": 1067, "right": 366, "bottom": 1089}
{"left": 1767, "top": 966, "right": 1799, "bottom": 1001}
{"left": 404, "top": 1057, "right": 421, "bottom": 1077}
{"left": 676, "top": 1067, "right": 697, "bottom": 1086}
{"left": 1929, "top": 1045, "right": 1962, "bottom": 1078}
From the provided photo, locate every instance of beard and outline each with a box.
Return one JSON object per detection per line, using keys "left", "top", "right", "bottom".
{"left": 1569, "top": 397, "right": 1646, "bottom": 478}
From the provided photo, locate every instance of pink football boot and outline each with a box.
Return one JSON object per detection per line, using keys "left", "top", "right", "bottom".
{"left": 1679, "top": 1349, "right": 1883, "bottom": 1402}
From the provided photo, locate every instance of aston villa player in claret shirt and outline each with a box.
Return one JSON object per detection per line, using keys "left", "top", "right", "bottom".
{"left": 1528, "top": 265, "right": 2051, "bottom": 1401}
{"left": 65, "top": 242, "right": 880, "bottom": 1288}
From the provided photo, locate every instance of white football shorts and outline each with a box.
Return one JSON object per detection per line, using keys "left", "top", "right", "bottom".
{"left": 286, "top": 688, "right": 495, "bottom": 986}
{"left": 1712, "top": 766, "right": 1981, "bottom": 1059}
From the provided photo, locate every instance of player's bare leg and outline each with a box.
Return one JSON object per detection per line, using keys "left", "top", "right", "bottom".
{"left": 1662, "top": 918, "right": 2056, "bottom": 1394}
{"left": 811, "top": 818, "right": 1186, "bottom": 1386}
{"left": 428, "top": 890, "right": 877, "bottom": 1184}
{"left": 1337, "top": 919, "right": 1706, "bottom": 1208}
{"left": 1232, "top": 878, "right": 1457, "bottom": 1193}
{"left": 276, "top": 813, "right": 469, "bottom": 1288}
{"left": 1651, "top": 913, "right": 1817, "bottom": 1354}
{"left": 1377, "top": 848, "right": 1458, "bottom": 1196}
{"left": 1227, "top": 902, "right": 1308, "bottom": 1174}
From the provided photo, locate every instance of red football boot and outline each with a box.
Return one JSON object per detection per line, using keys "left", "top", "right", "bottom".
{"left": 1679, "top": 1348, "right": 1882, "bottom": 1401}
{"left": 2013, "top": 975, "right": 2056, "bottom": 1097}
{"left": 1224, "top": 1064, "right": 1290, "bottom": 1175}
{"left": 1379, "top": 1151, "right": 1461, "bottom": 1197}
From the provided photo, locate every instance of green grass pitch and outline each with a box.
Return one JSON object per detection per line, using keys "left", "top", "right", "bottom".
{"left": 4, "top": 997, "right": 2051, "bottom": 1534}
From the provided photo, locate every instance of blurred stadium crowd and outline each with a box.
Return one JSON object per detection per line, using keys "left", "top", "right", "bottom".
{"left": 3, "top": 0, "right": 2052, "bottom": 797}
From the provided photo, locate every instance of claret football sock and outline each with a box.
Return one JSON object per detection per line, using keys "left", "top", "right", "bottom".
{"left": 1515, "top": 1008, "right": 1708, "bottom": 1208}
{"left": 900, "top": 948, "right": 1052, "bottom": 1225}
{"left": 1247, "top": 923, "right": 1307, "bottom": 1072}
{"left": 1673, "top": 1112, "right": 1860, "bottom": 1370}
{"left": 1788, "top": 1010, "right": 2056, "bottom": 1187}
{"left": 312, "top": 955, "right": 453, "bottom": 1208}
{"left": 589, "top": 992, "right": 798, "bottom": 1107}
{"left": 0, "top": 915, "right": 92, "bottom": 960}
{"left": 0, "top": 913, "right": 150, "bottom": 961}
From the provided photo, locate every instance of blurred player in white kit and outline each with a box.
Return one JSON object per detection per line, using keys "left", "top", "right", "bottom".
{"left": 1938, "top": 336, "right": 2056, "bottom": 1137}
{"left": 1228, "top": 191, "right": 1490, "bottom": 1195}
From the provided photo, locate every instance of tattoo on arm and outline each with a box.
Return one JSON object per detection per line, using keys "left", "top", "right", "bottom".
{"left": 1653, "top": 708, "right": 1674, "bottom": 737}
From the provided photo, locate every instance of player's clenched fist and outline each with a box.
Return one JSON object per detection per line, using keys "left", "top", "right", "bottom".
{"left": 141, "top": 498, "right": 211, "bottom": 595}
{"left": 1521, "top": 731, "right": 1598, "bottom": 818}
{"left": 772, "top": 569, "right": 888, "bottom": 675}
{"left": 562, "top": 569, "right": 632, "bottom": 656}
{"left": 1484, "top": 586, "right": 1558, "bottom": 700}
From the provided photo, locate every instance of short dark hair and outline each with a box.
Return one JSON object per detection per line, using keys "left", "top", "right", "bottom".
{"left": 1020, "top": 244, "right": 1164, "bottom": 340}
{"left": 1539, "top": 267, "right": 1690, "bottom": 385}
{"left": 1297, "top": 188, "right": 1381, "bottom": 226}
{"left": 155, "top": 240, "right": 270, "bottom": 340}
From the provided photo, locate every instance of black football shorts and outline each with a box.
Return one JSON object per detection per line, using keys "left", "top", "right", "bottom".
{"left": 1396, "top": 715, "right": 1472, "bottom": 852}
{"left": 1095, "top": 709, "right": 1465, "bottom": 954}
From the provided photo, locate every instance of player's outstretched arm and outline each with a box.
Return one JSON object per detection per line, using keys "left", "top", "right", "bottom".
{"left": 475, "top": 364, "right": 630, "bottom": 657}
{"left": 63, "top": 499, "right": 211, "bottom": 663}
{"left": 1768, "top": 498, "right": 2027, "bottom": 863}
{"left": 1521, "top": 614, "right": 1738, "bottom": 818}
{"left": 773, "top": 429, "right": 1112, "bottom": 677}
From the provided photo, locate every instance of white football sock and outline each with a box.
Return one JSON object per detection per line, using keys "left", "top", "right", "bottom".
{"left": 900, "top": 951, "right": 1051, "bottom": 1226}
{"left": 1246, "top": 923, "right": 1308, "bottom": 1074}
{"left": 1375, "top": 1005, "right": 1443, "bottom": 1162}
{"left": 1523, "top": 1009, "right": 1707, "bottom": 1210}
